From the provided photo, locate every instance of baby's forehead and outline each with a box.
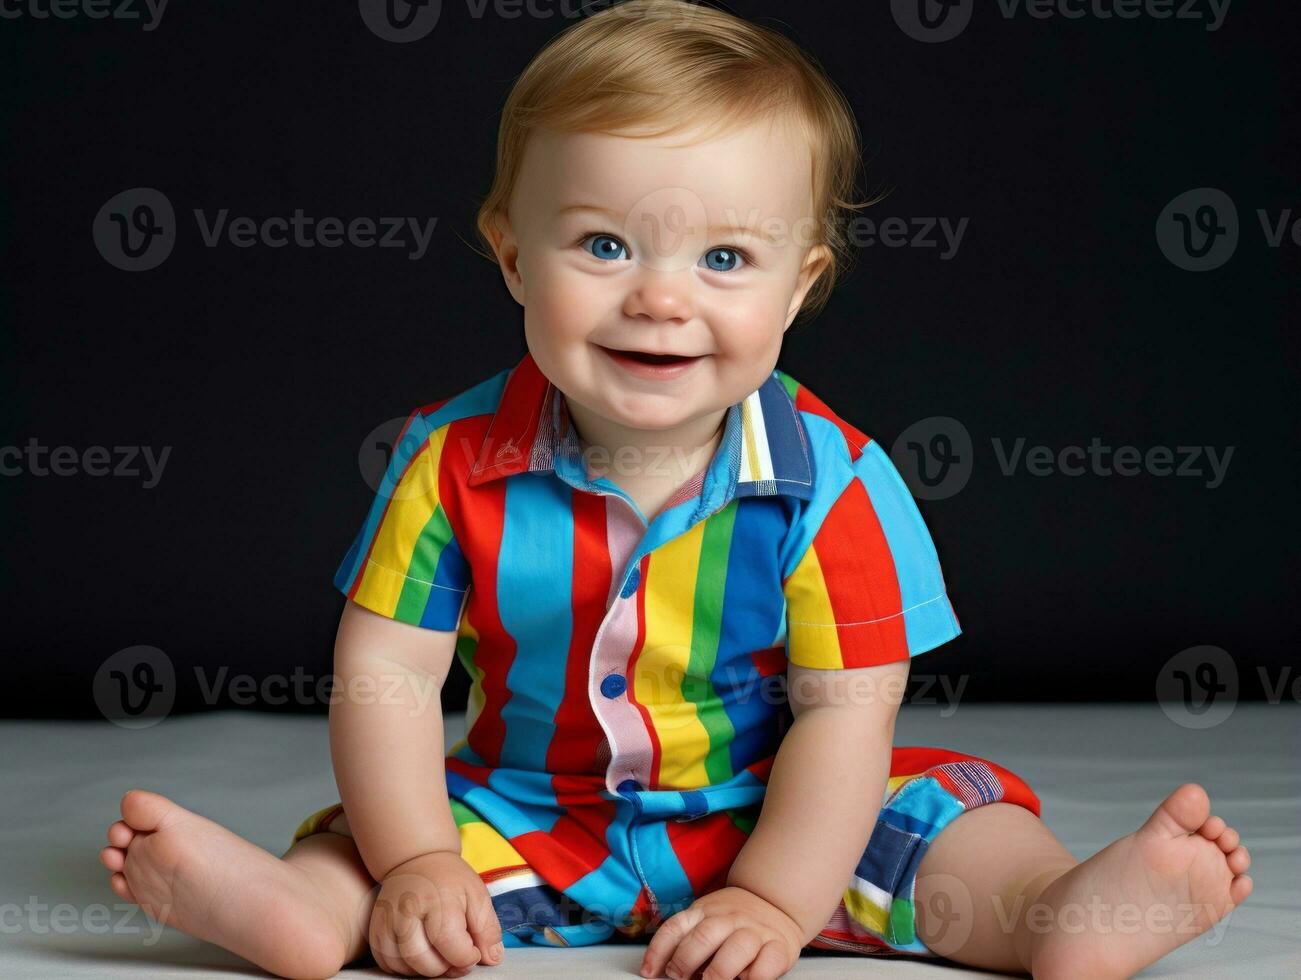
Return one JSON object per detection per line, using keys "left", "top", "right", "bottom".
{"left": 517, "top": 123, "right": 816, "bottom": 225}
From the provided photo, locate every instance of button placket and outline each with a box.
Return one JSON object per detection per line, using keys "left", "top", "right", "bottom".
{"left": 583, "top": 494, "right": 656, "bottom": 797}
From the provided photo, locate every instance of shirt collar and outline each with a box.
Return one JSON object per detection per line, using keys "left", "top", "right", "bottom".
{"left": 466, "top": 351, "right": 814, "bottom": 500}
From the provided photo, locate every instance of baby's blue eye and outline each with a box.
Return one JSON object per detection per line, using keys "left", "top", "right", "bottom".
{"left": 584, "top": 235, "right": 629, "bottom": 261}
{"left": 700, "top": 247, "right": 746, "bottom": 273}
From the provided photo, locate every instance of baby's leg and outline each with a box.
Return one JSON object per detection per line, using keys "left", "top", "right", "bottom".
{"left": 100, "top": 788, "right": 379, "bottom": 980}
{"left": 914, "top": 783, "right": 1253, "bottom": 978}
{"left": 911, "top": 800, "right": 1078, "bottom": 973}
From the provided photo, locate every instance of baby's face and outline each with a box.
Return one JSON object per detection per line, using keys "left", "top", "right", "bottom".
{"left": 492, "top": 114, "right": 830, "bottom": 436}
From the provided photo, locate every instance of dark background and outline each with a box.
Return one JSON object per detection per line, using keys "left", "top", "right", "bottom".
{"left": 1, "top": 1, "right": 1295, "bottom": 717}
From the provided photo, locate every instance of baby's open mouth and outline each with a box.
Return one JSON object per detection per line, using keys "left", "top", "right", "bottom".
{"left": 601, "top": 346, "right": 701, "bottom": 365}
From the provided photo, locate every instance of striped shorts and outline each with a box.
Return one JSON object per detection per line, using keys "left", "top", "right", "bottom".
{"left": 289, "top": 745, "right": 1039, "bottom": 956}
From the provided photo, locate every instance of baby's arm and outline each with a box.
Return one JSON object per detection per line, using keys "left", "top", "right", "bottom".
{"left": 642, "top": 659, "right": 907, "bottom": 978}
{"left": 726, "top": 659, "right": 907, "bottom": 940}
{"left": 330, "top": 599, "right": 504, "bottom": 972}
{"left": 329, "top": 598, "right": 463, "bottom": 881}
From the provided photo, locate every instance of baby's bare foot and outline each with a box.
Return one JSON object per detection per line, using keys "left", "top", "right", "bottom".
{"left": 1026, "top": 783, "right": 1252, "bottom": 979}
{"left": 99, "top": 789, "right": 351, "bottom": 980}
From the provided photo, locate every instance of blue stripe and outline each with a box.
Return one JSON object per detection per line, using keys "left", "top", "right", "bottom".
{"left": 713, "top": 498, "right": 787, "bottom": 775}
{"left": 884, "top": 775, "right": 966, "bottom": 842}
{"left": 750, "top": 373, "right": 813, "bottom": 496}
{"left": 775, "top": 414, "right": 854, "bottom": 579}
{"left": 855, "top": 820, "right": 921, "bottom": 891}
{"left": 555, "top": 807, "right": 646, "bottom": 930}
{"left": 679, "top": 790, "right": 708, "bottom": 818}
{"left": 855, "top": 440, "right": 961, "bottom": 655}
{"left": 631, "top": 821, "right": 696, "bottom": 914}
{"left": 420, "top": 530, "right": 470, "bottom": 628}
{"left": 496, "top": 476, "right": 573, "bottom": 771}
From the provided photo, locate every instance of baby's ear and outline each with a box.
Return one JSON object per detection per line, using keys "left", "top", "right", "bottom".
{"left": 487, "top": 210, "right": 526, "bottom": 305}
{"left": 785, "top": 244, "right": 834, "bottom": 327}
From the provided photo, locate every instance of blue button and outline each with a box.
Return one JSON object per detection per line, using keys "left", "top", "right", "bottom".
{"left": 619, "top": 567, "right": 640, "bottom": 598}
{"left": 600, "top": 673, "right": 627, "bottom": 699}
{"left": 618, "top": 778, "right": 642, "bottom": 794}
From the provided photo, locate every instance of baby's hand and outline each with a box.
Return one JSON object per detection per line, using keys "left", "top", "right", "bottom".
{"left": 640, "top": 885, "right": 804, "bottom": 980}
{"left": 369, "top": 850, "right": 505, "bottom": 977}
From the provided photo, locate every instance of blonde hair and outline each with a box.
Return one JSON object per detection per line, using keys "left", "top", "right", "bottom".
{"left": 472, "top": 0, "right": 878, "bottom": 322}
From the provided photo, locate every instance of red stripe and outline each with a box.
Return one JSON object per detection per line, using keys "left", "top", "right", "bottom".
{"left": 792, "top": 385, "right": 870, "bottom": 462}
{"left": 466, "top": 352, "right": 551, "bottom": 485}
{"left": 452, "top": 416, "right": 514, "bottom": 768}
{"left": 749, "top": 644, "right": 786, "bottom": 678}
{"left": 814, "top": 474, "right": 909, "bottom": 665}
{"left": 888, "top": 745, "right": 1042, "bottom": 817}
{"left": 506, "top": 795, "right": 615, "bottom": 891}
{"left": 624, "top": 553, "right": 661, "bottom": 787}
{"left": 665, "top": 810, "right": 750, "bottom": 898}
{"left": 540, "top": 775, "right": 618, "bottom": 886}
{"left": 445, "top": 755, "right": 493, "bottom": 788}
{"left": 547, "top": 490, "right": 611, "bottom": 775}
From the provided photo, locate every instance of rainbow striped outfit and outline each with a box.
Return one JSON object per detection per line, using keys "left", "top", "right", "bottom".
{"left": 291, "top": 351, "right": 1040, "bottom": 956}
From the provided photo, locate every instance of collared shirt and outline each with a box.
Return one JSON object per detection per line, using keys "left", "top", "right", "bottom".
{"left": 333, "top": 351, "right": 960, "bottom": 932}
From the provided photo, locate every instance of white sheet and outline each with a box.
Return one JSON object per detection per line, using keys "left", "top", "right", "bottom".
{"left": 3, "top": 702, "right": 1297, "bottom": 978}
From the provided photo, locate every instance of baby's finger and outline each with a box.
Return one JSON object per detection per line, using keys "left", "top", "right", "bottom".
{"left": 367, "top": 903, "right": 397, "bottom": 973}
{"left": 641, "top": 906, "right": 702, "bottom": 977}
{"left": 426, "top": 898, "right": 482, "bottom": 970}
{"left": 707, "top": 929, "right": 764, "bottom": 980}
{"left": 665, "top": 915, "right": 734, "bottom": 980}
{"left": 394, "top": 911, "right": 455, "bottom": 978}
{"left": 740, "top": 939, "right": 790, "bottom": 980}
{"left": 367, "top": 904, "right": 415, "bottom": 977}
{"left": 466, "top": 888, "right": 506, "bottom": 964}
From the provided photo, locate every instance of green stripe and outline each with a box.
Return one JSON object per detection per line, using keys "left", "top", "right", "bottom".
{"left": 888, "top": 897, "right": 914, "bottom": 944}
{"left": 394, "top": 504, "right": 455, "bottom": 622}
{"left": 690, "top": 504, "right": 738, "bottom": 786}
{"left": 450, "top": 798, "right": 486, "bottom": 828}
{"left": 774, "top": 369, "right": 800, "bottom": 401}
{"left": 725, "top": 803, "right": 759, "bottom": 836}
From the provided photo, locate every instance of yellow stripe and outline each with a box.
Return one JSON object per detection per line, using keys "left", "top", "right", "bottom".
{"left": 844, "top": 883, "right": 891, "bottom": 936}
{"left": 354, "top": 423, "right": 447, "bottom": 615}
{"left": 460, "top": 614, "right": 485, "bottom": 731}
{"left": 740, "top": 395, "right": 763, "bottom": 483}
{"left": 637, "top": 526, "right": 712, "bottom": 788}
{"left": 886, "top": 772, "right": 919, "bottom": 796}
{"left": 784, "top": 543, "right": 845, "bottom": 669}
{"left": 459, "top": 820, "right": 528, "bottom": 876}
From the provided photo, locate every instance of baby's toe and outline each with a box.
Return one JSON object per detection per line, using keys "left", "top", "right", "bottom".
{"left": 1230, "top": 874, "right": 1254, "bottom": 905}
{"left": 1227, "top": 845, "right": 1250, "bottom": 874}
{"left": 109, "top": 871, "right": 136, "bottom": 903}
{"left": 107, "top": 819, "right": 135, "bottom": 848}
{"left": 1215, "top": 826, "right": 1240, "bottom": 853}
{"left": 100, "top": 845, "right": 125, "bottom": 873}
{"left": 120, "top": 788, "right": 173, "bottom": 832}
{"left": 1198, "top": 815, "right": 1226, "bottom": 840}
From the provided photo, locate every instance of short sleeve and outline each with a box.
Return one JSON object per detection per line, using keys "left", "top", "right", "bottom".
{"left": 332, "top": 409, "right": 471, "bottom": 631}
{"left": 782, "top": 439, "right": 960, "bottom": 669}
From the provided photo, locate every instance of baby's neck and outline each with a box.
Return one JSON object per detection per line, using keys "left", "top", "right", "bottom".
{"left": 562, "top": 394, "right": 728, "bottom": 499}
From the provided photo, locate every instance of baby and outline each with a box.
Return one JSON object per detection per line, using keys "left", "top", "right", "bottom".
{"left": 99, "top": 2, "right": 1252, "bottom": 978}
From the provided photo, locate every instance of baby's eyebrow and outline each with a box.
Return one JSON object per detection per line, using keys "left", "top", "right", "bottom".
{"left": 557, "top": 202, "right": 781, "bottom": 245}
